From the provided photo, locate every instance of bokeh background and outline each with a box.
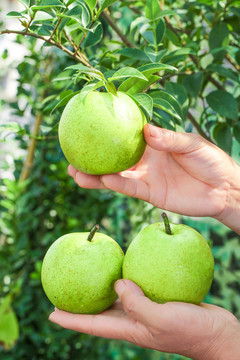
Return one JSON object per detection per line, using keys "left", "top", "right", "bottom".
{"left": 0, "top": 0, "right": 240, "bottom": 359}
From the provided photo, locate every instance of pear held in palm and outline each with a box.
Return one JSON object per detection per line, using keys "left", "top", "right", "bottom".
{"left": 123, "top": 213, "right": 214, "bottom": 305}
{"left": 58, "top": 91, "right": 147, "bottom": 175}
{"left": 41, "top": 225, "right": 124, "bottom": 314}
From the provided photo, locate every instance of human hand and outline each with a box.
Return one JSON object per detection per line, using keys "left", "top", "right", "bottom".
{"left": 49, "top": 279, "right": 240, "bottom": 360}
{"left": 68, "top": 124, "right": 240, "bottom": 234}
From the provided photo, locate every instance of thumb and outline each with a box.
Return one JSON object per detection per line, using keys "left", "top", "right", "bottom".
{"left": 115, "top": 279, "right": 166, "bottom": 328}
{"left": 144, "top": 124, "right": 205, "bottom": 154}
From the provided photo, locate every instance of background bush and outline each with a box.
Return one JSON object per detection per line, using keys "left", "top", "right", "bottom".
{"left": 0, "top": 0, "right": 239, "bottom": 359}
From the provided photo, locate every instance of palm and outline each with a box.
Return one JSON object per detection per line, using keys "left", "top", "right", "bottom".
{"left": 69, "top": 138, "right": 234, "bottom": 217}
{"left": 119, "top": 143, "right": 232, "bottom": 216}
{"left": 50, "top": 298, "right": 238, "bottom": 356}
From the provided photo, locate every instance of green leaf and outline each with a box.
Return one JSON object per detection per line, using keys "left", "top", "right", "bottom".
{"left": 84, "top": 0, "right": 97, "bottom": 11}
{"left": 150, "top": 90, "right": 184, "bottom": 121}
{"left": 74, "top": 1, "right": 91, "bottom": 27}
{"left": 153, "top": 109, "right": 176, "bottom": 130}
{"left": 206, "top": 90, "right": 238, "bottom": 121}
{"left": 130, "top": 16, "right": 147, "bottom": 32}
{"left": 145, "top": 0, "right": 161, "bottom": 21}
{"left": 52, "top": 70, "right": 73, "bottom": 82}
{"left": 183, "top": 71, "right": 203, "bottom": 98}
{"left": 33, "top": 11, "right": 54, "bottom": 22}
{"left": 2, "top": 49, "right": 8, "bottom": 59}
{"left": 65, "top": 64, "right": 105, "bottom": 81}
{"left": 155, "top": 9, "right": 176, "bottom": 18}
{"left": 213, "top": 123, "right": 232, "bottom": 154}
{"left": 65, "top": 0, "right": 78, "bottom": 5}
{"left": 0, "top": 296, "right": 11, "bottom": 321}
{"left": 139, "top": 23, "right": 155, "bottom": 44}
{"left": 105, "top": 81, "right": 117, "bottom": 95}
{"left": 118, "top": 63, "right": 176, "bottom": 94}
{"left": 236, "top": 50, "right": 240, "bottom": 66}
{"left": 51, "top": 91, "right": 81, "bottom": 114}
{"left": 0, "top": 199, "right": 14, "bottom": 211}
{"left": 139, "top": 18, "right": 166, "bottom": 47}
{"left": 0, "top": 296, "right": 19, "bottom": 351}
{"left": 209, "top": 23, "right": 229, "bottom": 62}
{"left": 155, "top": 18, "right": 166, "bottom": 44}
{"left": 120, "top": 75, "right": 160, "bottom": 95}
{"left": 57, "top": 5, "right": 90, "bottom": 28}
{"left": 31, "top": 0, "right": 65, "bottom": 10}
{"left": 165, "top": 28, "right": 181, "bottom": 46}
{"left": 83, "top": 21, "right": 103, "bottom": 48}
{"left": 80, "top": 80, "right": 105, "bottom": 100}
{"left": 108, "top": 67, "right": 148, "bottom": 82}
{"left": 17, "top": 0, "right": 30, "bottom": 8}
{"left": 206, "top": 64, "right": 239, "bottom": 82}
{"left": 0, "top": 122, "right": 26, "bottom": 140}
{"left": 6, "top": 11, "right": 25, "bottom": 18}
{"left": 99, "top": 0, "right": 118, "bottom": 11}
{"left": 138, "top": 63, "right": 177, "bottom": 77}
{"left": 153, "top": 98, "right": 182, "bottom": 122}
{"left": 117, "top": 48, "right": 149, "bottom": 62}
{"left": 233, "top": 124, "right": 240, "bottom": 144}
{"left": 165, "top": 82, "right": 189, "bottom": 116}
{"left": 144, "top": 48, "right": 168, "bottom": 63}
{"left": 131, "top": 93, "right": 153, "bottom": 120}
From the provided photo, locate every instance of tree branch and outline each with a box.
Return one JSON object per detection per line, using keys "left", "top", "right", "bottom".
{"left": 20, "top": 113, "right": 42, "bottom": 182}
{"left": 187, "top": 111, "right": 213, "bottom": 142}
{"left": 101, "top": 10, "right": 133, "bottom": 47}
{"left": 0, "top": 29, "right": 92, "bottom": 67}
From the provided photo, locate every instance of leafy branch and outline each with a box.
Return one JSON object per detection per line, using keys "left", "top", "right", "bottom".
{"left": 0, "top": 29, "right": 91, "bottom": 67}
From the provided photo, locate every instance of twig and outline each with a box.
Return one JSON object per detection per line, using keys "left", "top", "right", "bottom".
{"left": 24, "top": 13, "right": 36, "bottom": 34}
{"left": 208, "top": 75, "right": 223, "bottom": 90}
{"left": 187, "top": 111, "right": 213, "bottom": 142}
{"left": 225, "top": 54, "right": 240, "bottom": 72}
{"left": 75, "top": 25, "right": 92, "bottom": 55}
{"left": 161, "top": 71, "right": 192, "bottom": 81}
{"left": 101, "top": 10, "right": 133, "bottom": 47}
{"left": 0, "top": 29, "right": 91, "bottom": 67}
{"left": 129, "top": 5, "right": 141, "bottom": 15}
{"left": 20, "top": 113, "right": 42, "bottom": 182}
{"left": 63, "top": 30, "right": 79, "bottom": 53}
{"left": 49, "top": 17, "right": 63, "bottom": 41}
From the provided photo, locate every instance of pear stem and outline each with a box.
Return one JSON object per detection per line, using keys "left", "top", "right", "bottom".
{"left": 162, "top": 213, "right": 172, "bottom": 235}
{"left": 87, "top": 224, "right": 99, "bottom": 241}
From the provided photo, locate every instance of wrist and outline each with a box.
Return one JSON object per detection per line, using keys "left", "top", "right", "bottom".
{"left": 214, "top": 164, "right": 240, "bottom": 235}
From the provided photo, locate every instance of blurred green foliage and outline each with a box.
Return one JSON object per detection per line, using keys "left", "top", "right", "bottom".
{"left": 0, "top": 0, "right": 240, "bottom": 359}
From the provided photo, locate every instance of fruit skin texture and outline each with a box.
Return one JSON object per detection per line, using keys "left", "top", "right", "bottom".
{"left": 123, "top": 222, "right": 214, "bottom": 305}
{"left": 58, "top": 91, "right": 147, "bottom": 175}
{"left": 41, "top": 232, "right": 124, "bottom": 314}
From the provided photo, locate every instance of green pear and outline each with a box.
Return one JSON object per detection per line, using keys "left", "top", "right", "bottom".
{"left": 41, "top": 225, "right": 124, "bottom": 314}
{"left": 58, "top": 91, "right": 147, "bottom": 175}
{"left": 123, "top": 214, "right": 214, "bottom": 305}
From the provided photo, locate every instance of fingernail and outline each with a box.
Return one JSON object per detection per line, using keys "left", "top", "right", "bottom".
{"left": 114, "top": 279, "right": 127, "bottom": 297}
{"left": 48, "top": 312, "right": 56, "bottom": 322}
{"left": 147, "top": 124, "right": 161, "bottom": 138}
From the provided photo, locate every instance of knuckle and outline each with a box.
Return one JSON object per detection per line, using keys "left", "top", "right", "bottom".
{"left": 85, "top": 316, "right": 97, "bottom": 336}
{"left": 123, "top": 295, "right": 136, "bottom": 315}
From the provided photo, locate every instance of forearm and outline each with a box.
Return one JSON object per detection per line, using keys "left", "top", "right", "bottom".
{"left": 215, "top": 164, "right": 240, "bottom": 235}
